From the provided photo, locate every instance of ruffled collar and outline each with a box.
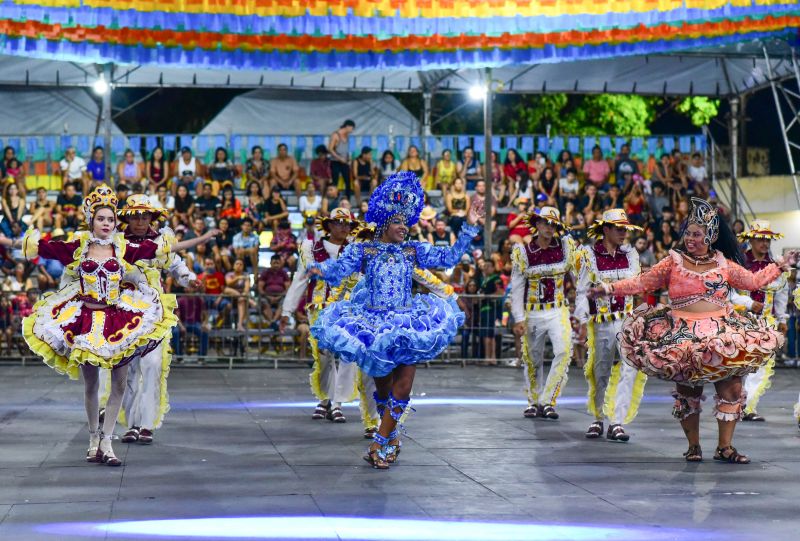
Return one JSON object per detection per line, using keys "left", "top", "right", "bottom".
{"left": 88, "top": 234, "right": 115, "bottom": 246}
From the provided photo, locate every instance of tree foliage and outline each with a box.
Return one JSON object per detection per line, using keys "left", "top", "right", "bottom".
{"left": 676, "top": 97, "right": 720, "bottom": 128}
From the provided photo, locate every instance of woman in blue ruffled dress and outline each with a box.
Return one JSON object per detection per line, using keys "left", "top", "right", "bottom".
{"left": 309, "top": 171, "right": 484, "bottom": 468}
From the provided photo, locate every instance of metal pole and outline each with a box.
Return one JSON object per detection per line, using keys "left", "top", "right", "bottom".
{"left": 483, "top": 68, "right": 494, "bottom": 257}
{"left": 729, "top": 97, "right": 739, "bottom": 220}
{"left": 102, "top": 63, "right": 113, "bottom": 181}
{"left": 422, "top": 91, "right": 433, "bottom": 137}
{"left": 765, "top": 47, "right": 800, "bottom": 208}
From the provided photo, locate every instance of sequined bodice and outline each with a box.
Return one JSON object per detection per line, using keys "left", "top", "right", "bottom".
{"left": 361, "top": 242, "right": 417, "bottom": 311}
{"left": 586, "top": 244, "right": 639, "bottom": 316}
{"left": 743, "top": 252, "right": 786, "bottom": 309}
{"left": 79, "top": 256, "right": 123, "bottom": 304}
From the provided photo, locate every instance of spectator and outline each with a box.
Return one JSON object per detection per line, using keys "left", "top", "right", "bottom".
{"left": 479, "top": 259, "right": 503, "bottom": 365}
{"left": 2, "top": 262, "right": 33, "bottom": 292}
{"left": 243, "top": 181, "right": 265, "bottom": 225}
{"left": 537, "top": 166, "right": 558, "bottom": 207}
{"left": 116, "top": 184, "right": 130, "bottom": 209}
{"left": 451, "top": 254, "right": 476, "bottom": 294}
{"left": 232, "top": 217, "right": 260, "bottom": 270}
{"left": 559, "top": 167, "right": 580, "bottom": 210}
{"left": 85, "top": 146, "right": 108, "bottom": 194}
{"left": 582, "top": 145, "right": 611, "bottom": 190}
{"left": 527, "top": 151, "right": 548, "bottom": 182}
{"left": 577, "top": 183, "right": 603, "bottom": 223}
{"left": 428, "top": 218, "right": 455, "bottom": 247}
{"left": 146, "top": 146, "right": 169, "bottom": 194}
{"left": 37, "top": 230, "right": 66, "bottom": 291}
{"left": 117, "top": 149, "right": 143, "bottom": 191}
{"left": 687, "top": 152, "right": 708, "bottom": 196}
{"left": 614, "top": 143, "right": 639, "bottom": 181}
{"left": 54, "top": 183, "right": 83, "bottom": 231}
{"left": 299, "top": 215, "right": 321, "bottom": 243}
{"left": 59, "top": 146, "right": 88, "bottom": 192}
{"left": 624, "top": 182, "right": 646, "bottom": 225}
{"left": 269, "top": 220, "right": 298, "bottom": 270}
{"left": 378, "top": 150, "right": 399, "bottom": 183}
{"left": 434, "top": 149, "right": 458, "bottom": 193}
{"left": 212, "top": 217, "right": 234, "bottom": 271}
{"left": 173, "top": 184, "right": 195, "bottom": 229}
{"left": 1, "top": 183, "right": 26, "bottom": 238}
{"left": 262, "top": 188, "right": 289, "bottom": 231}
{"left": 444, "top": 177, "right": 470, "bottom": 235}
{"left": 507, "top": 197, "right": 532, "bottom": 244}
{"left": 199, "top": 257, "right": 231, "bottom": 328}
{"left": 209, "top": 147, "right": 236, "bottom": 190}
{"left": 149, "top": 183, "right": 175, "bottom": 211}
{"left": 563, "top": 200, "right": 586, "bottom": 242}
{"left": 655, "top": 221, "right": 677, "bottom": 259}
{"left": 29, "top": 187, "right": 54, "bottom": 232}
{"left": 501, "top": 149, "right": 526, "bottom": 206}
{"left": 195, "top": 182, "right": 221, "bottom": 225}
{"left": 634, "top": 235, "right": 656, "bottom": 270}
{"left": 4, "top": 157, "right": 25, "bottom": 194}
{"left": 460, "top": 279, "right": 481, "bottom": 359}
{"left": 0, "top": 294, "right": 12, "bottom": 354}
{"left": 400, "top": 145, "right": 429, "bottom": 189}
{"left": 555, "top": 150, "right": 574, "bottom": 179}
{"left": 647, "top": 181, "right": 669, "bottom": 223}
{"left": 245, "top": 145, "right": 270, "bottom": 194}
{"left": 603, "top": 184, "right": 624, "bottom": 210}
{"left": 352, "top": 146, "right": 376, "bottom": 205}
{"left": 320, "top": 184, "right": 343, "bottom": 217}
{"left": 457, "top": 147, "right": 483, "bottom": 189}
{"left": 258, "top": 255, "right": 291, "bottom": 325}
{"left": 218, "top": 185, "right": 243, "bottom": 230}
{"left": 225, "top": 258, "right": 252, "bottom": 332}
{"left": 328, "top": 119, "right": 355, "bottom": 200}
{"left": 172, "top": 147, "right": 204, "bottom": 197}
{"left": 2, "top": 146, "right": 16, "bottom": 176}
{"left": 417, "top": 206, "right": 437, "bottom": 240}
{"left": 309, "top": 144, "right": 332, "bottom": 194}
{"left": 171, "top": 287, "right": 209, "bottom": 356}
{"left": 268, "top": 143, "right": 300, "bottom": 197}
{"left": 489, "top": 151, "right": 505, "bottom": 192}
{"left": 184, "top": 217, "right": 210, "bottom": 272}
{"left": 299, "top": 183, "right": 321, "bottom": 217}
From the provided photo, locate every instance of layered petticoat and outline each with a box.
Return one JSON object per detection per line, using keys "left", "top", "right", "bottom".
{"left": 23, "top": 281, "right": 178, "bottom": 380}
{"left": 310, "top": 290, "right": 464, "bottom": 377}
{"left": 619, "top": 303, "right": 783, "bottom": 385}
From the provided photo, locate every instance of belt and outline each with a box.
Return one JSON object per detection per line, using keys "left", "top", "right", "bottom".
{"left": 526, "top": 300, "right": 567, "bottom": 311}
{"left": 589, "top": 311, "right": 631, "bottom": 323}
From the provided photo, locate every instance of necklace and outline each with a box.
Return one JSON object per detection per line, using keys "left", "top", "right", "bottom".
{"left": 681, "top": 249, "right": 715, "bottom": 266}
{"left": 89, "top": 234, "right": 114, "bottom": 246}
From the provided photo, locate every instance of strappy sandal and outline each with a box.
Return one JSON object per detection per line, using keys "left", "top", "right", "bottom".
{"left": 713, "top": 446, "right": 750, "bottom": 464}
{"left": 86, "top": 431, "right": 101, "bottom": 463}
{"left": 523, "top": 405, "right": 539, "bottom": 418}
{"left": 363, "top": 427, "right": 377, "bottom": 440}
{"left": 683, "top": 444, "right": 702, "bottom": 462}
{"left": 742, "top": 412, "right": 765, "bottom": 422}
{"left": 327, "top": 407, "right": 346, "bottom": 423}
{"left": 311, "top": 402, "right": 329, "bottom": 420}
{"left": 138, "top": 428, "right": 154, "bottom": 444}
{"left": 385, "top": 430, "right": 401, "bottom": 464}
{"left": 606, "top": 424, "right": 630, "bottom": 442}
{"left": 540, "top": 405, "right": 559, "bottom": 420}
{"left": 585, "top": 421, "right": 603, "bottom": 439}
{"left": 121, "top": 426, "right": 140, "bottom": 444}
{"left": 363, "top": 433, "right": 390, "bottom": 470}
{"left": 97, "top": 435, "right": 123, "bottom": 467}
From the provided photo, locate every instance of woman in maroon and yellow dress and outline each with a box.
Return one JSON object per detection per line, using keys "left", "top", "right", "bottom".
{"left": 589, "top": 198, "right": 796, "bottom": 464}
{"left": 8, "top": 185, "right": 217, "bottom": 466}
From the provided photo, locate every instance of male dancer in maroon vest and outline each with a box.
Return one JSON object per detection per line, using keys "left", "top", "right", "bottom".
{"left": 282, "top": 208, "right": 358, "bottom": 422}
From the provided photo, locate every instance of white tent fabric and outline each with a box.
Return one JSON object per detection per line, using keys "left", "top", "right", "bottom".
{"left": 0, "top": 88, "right": 123, "bottom": 135}
{"left": 199, "top": 89, "right": 420, "bottom": 136}
{"left": 0, "top": 39, "right": 793, "bottom": 98}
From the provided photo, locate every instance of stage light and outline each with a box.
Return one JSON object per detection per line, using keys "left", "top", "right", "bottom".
{"left": 468, "top": 84, "right": 487, "bottom": 101}
{"left": 92, "top": 76, "right": 110, "bottom": 95}
{"left": 38, "top": 516, "right": 716, "bottom": 541}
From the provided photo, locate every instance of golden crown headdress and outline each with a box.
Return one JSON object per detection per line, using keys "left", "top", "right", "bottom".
{"left": 83, "top": 184, "right": 118, "bottom": 224}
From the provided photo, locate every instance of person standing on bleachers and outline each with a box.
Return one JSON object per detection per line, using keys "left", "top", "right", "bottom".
{"left": 328, "top": 120, "right": 355, "bottom": 201}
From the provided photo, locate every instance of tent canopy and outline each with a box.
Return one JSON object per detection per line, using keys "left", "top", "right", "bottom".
{"left": 0, "top": 88, "right": 123, "bottom": 136}
{"left": 199, "top": 90, "right": 420, "bottom": 136}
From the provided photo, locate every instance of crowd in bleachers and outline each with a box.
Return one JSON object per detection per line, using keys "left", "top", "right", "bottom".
{"left": 0, "top": 123, "right": 723, "bottom": 360}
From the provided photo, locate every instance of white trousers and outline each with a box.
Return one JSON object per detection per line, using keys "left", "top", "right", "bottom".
{"left": 123, "top": 342, "right": 170, "bottom": 430}
{"left": 522, "top": 306, "right": 572, "bottom": 406}
{"left": 743, "top": 359, "right": 775, "bottom": 414}
{"left": 584, "top": 319, "right": 647, "bottom": 425}
{"left": 309, "top": 349, "right": 358, "bottom": 405}
{"left": 358, "top": 372, "right": 381, "bottom": 429}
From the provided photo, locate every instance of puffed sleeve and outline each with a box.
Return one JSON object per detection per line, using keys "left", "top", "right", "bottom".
{"left": 23, "top": 229, "right": 80, "bottom": 265}
{"left": 123, "top": 238, "right": 165, "bottom": 264}
{"left": 726, "top": 261, "right": 782, "bottom": 292}
{"left": 413, "top": 222, "right": 479, "bottom": 269}
{"left": 312, "top": 242, "right": 363, "bottom": 287}
{"left": 610, "top": 253, "right": 673, "bottom": 296}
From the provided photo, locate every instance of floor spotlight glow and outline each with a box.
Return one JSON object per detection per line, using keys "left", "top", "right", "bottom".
{"left": 38, "top": 516, "right": 716, "bottom": 541}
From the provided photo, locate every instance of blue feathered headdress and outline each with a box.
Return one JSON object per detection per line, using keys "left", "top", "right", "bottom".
{"left": 365, "top": 171, "right": 424, "bottom": 229}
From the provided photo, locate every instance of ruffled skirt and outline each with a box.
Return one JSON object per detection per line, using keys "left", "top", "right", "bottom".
{"left": 619, "top": 304, "right": 783, "bottom": 385}
{"left": 310, "top": 293, "right": 464, "bottom": 377}
{"left": 22, "top": 282, "right": 178, "bottom": 380}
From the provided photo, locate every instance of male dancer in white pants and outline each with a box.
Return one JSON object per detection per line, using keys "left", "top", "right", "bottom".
{"left": 511, "top": 206, "right": 580, "bottom": 420}
{"left": 731, "top": 219, "right": 789, "bottom": 422}
{"left": 281, "top": 208, "right": 359, "bottom": 422}
{"left": 575, "top": 209, "right": 647, "bottom": 442}
{"left": 117, "top": 195, "right": 199, "bottom": 444}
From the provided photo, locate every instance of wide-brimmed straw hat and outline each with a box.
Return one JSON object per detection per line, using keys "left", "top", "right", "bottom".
{"left": 117, "top": 194, "right": 169, "bottom": 223}
{"left": 526, "top": 206, "right": 568, "bottom": 233}
{"left": 315, "top": 207, "right": 359, "bottom": 232}
{"left": 738, "top": 219, "right": 784, "bottom": 241}
{"left": 587, "top": 209, "right": 644, "bottom": 239}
